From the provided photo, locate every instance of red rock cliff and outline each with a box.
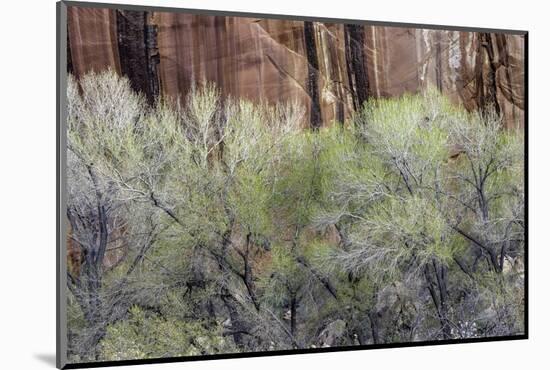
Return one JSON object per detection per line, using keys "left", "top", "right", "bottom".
{"left": 67, "top": 6, "right": 525, "bottom": 128}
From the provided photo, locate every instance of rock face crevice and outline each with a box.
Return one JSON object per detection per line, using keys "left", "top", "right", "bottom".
{"left": 67, "top": 27, "right": 74, "bottom": 74}
{"left": 477, "top": 32, "right": 500, "bottom": 114}
{"left": 116, "top": 10, "right": 160, "bottom": 104}
{"left": 304, "top": 21, "right": 322, "bottom": 129}
{"left": 344, "top": 24, "right": 369, "bottom": 110}
{"left": 67, "top": 6, "right": 525, "bottom": 128}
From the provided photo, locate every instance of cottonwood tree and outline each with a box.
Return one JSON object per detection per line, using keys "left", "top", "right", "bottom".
{"left": 66, "top": 72, "right": 160, "bottom": 359}
{"left": 66, "top": 71, "right": 524, "bottom": 361}
{"left": 67, "top": 71, "right": 310, "bottom": 358}
{"left": 314, "top": 91, "right": 524, "bottom": 341}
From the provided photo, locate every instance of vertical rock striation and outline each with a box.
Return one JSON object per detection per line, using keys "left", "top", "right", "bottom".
{"left": 344, "top": 24, "right": 369, "bottom": 110}
{"left": 304, "top": 21, "right": 322, "bottom": 129}
{"left": 68, "top": 7, "right": 121, "bottom": 76}
{"left": 67, "top": 6, "right": 525, "bottom": 128}
{"left": 116, "top": 10, "right": 160, "bottom": 104}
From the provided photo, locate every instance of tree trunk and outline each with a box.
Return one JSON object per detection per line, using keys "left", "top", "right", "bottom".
{"left": 290, "top": 293, "right": 298, "bottom": 346}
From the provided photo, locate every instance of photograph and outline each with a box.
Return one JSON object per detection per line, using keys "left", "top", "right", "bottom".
{"left": 59, "top": 1, "right": 526, "bottom": 367}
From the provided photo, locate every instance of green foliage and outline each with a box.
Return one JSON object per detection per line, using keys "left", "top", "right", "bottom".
{"left": 66, "top": 72, "right": 524, "bottom": 362}
{"left": 100, "top": 306, "right": 231, "bottom": 361}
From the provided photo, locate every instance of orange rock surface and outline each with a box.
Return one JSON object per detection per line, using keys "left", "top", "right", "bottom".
{"left": 67, "top": 6, "right": 525, "bottom": 128}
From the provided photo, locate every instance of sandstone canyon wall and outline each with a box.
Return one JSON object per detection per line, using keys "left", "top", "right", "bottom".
{"left": 67, "top": 6, "right": 526, "bottom": 128}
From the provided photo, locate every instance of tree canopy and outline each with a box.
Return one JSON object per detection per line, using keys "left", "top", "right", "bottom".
{"left": 66, "top": 71, "right": 524, "bottom": 362}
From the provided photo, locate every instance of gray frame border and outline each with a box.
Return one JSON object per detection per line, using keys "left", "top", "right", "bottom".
{"left": 56, "top": 1, "right": 528, "bottom": 369}
{"left": 57, "top": 2, "right": 68, "bottom": 369}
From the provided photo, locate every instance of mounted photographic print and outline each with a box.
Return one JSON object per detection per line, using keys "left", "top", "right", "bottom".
{"left": 56, "top": 1, "right": 528, "bottom": 368}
